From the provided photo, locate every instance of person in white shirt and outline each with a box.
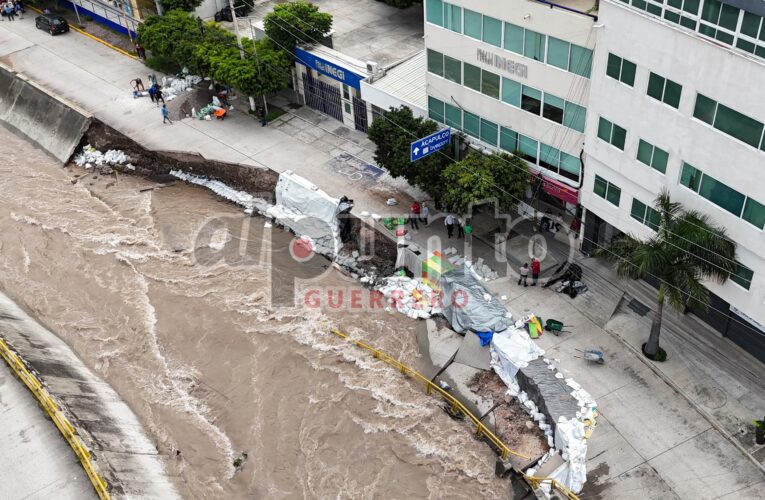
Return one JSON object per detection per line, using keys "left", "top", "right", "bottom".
{"left": 444, "top": 214, "right": 455, "bottom": 238}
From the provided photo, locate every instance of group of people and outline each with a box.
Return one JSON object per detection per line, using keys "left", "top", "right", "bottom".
{"left": 131, "top": 77, "right": 172, "bottom": 124}
{"left": 406, "top": 200, "right": 472, "bottom": 241}
{"left": 1, "top": 0, "right": 24, "bottom": 20}
{"left": 518, "top": 259, "right": 542, "bottom": 287}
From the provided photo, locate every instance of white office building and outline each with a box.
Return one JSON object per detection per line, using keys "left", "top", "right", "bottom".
{"left": 582, "top": 0, "right": 765, "bottom": 360}
{"left": 424, "top": 0, "right": 599, "bottom": 209}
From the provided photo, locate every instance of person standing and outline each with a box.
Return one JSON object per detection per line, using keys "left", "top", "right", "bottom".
{"left": 420, "top": 202, "right": 429, "bottom": 226}
{"left": 155, "top": 85, "right": 165, "bottom": 105}
{"left": 457, "top": 216, "right": 465, "bottom": 239}
{"left": 444, "top": 214, "right": 455, "bottom": 238}
{"left": 409, "top": 201, "right": 420, "bottom": 230}
{"left": 464, "top": 220, "right": 473, "bottom": 244}
{"left": 147, "top": 84, "right": 156, "bottom": 104}
{"left": 161, "top": 104, "right": 172, "bottom": 124}
{"left": 518, "top": 263, "right": 529, "bottom": 287}
{"left": 531, "top": 258, "right": 541, "bottom": 286}
{"left": 5, "top": 3, "right": 15, "bottom": 20}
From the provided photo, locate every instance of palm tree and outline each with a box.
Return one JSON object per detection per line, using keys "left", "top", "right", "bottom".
{"left": 599, "top": 190, "right": 736, "bottom": 360}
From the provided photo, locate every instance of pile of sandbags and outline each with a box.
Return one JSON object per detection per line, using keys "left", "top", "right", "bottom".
{"left": 442, "top": 248, "right": 500, "bottom": 281}
{"left": 377, "top": 277, "right": 442, "bottom": 319}
{"left": 73, "top": 145, "right": 132, "bottom": 171}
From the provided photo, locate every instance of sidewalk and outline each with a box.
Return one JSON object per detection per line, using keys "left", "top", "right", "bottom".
{"left": 1, "top": 20, "right": 764, "bottom": 498}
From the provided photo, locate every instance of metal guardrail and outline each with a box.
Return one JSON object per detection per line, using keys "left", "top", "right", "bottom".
{"left": 0, "top": 338, "right": 111, "bottom": 500}
{"left": 527, "top": 476, "right": 580, "bottom": 500}
{"left": 329, "top": 327, "right": 528, "bottom": 460}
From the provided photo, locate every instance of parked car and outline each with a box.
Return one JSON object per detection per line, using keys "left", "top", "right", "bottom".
{"left": 35, "top": 14, "right": 69, "bottom": 36}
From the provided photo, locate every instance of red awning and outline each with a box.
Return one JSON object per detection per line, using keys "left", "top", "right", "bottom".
{"left": 539, "top": 175, "right": 579, "bottom": 205}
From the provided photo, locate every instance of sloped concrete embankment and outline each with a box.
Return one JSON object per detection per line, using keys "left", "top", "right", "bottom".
{"left": 0, "top": 293, "right": 179, "bottom": 499}
{"left": 0, "top": 64, "right": 91, "bottom": 164}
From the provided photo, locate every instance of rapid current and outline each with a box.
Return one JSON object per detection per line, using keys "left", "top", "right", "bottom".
{"left": 0, "top": 125, "right": 507, "bottom": 499}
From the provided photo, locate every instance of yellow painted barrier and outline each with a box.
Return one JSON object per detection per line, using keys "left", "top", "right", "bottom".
{"left": 329, "top": 328, "right": 529, "bottom": 461}
{"left": 527, "top": 476, "right": 580, "bottom": 500}
{"left": 0, "top": 338, "right": 111, "bottom": 500}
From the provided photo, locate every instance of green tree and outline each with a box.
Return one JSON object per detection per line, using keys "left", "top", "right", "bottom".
{"left": 263, "top": 1, "right": 333, "bottom": 58}
{"left": 376, "top": 0, "right": 418, "bottom": 7}
{"left": 367, "top": 106, "right": 452, "bottom": 202}
{"left": 138, "top": 11, "right": 203, "bottom": 72}
{"left": 159, "top": 0, "right": 203, "bottom": 12}
{"left": 598, "top": 190, "right": 736, "bottom": 360}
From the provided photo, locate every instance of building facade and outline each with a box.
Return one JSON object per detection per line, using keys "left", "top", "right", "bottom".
{"left": 423, "top": 0, "right": 599, "bottom": 209}
{"left": 583, "top": 0, "right": 765, "bottom": 358}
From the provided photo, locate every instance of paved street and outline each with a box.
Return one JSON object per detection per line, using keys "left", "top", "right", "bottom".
{"left": 1, "top": 19, "right": 764, "bottom": 499}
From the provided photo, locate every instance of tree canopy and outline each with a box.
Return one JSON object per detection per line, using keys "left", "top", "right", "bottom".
{"left": 263, "top": 1, "right": 333, "bottom": 57}
{"left": 138, "top": 10, "right": 203, "bottom": 73}
{"left": 159, "top": 0, "right": 203, "bottom": 12}
{"left": 441, "top": 151, "right": 528, "bottom": 214}
{"left": 599, "top": 190, "right": 736, "bottom": 359}
{"left": 367, "top": 106, "right": 452, "bottom": 202}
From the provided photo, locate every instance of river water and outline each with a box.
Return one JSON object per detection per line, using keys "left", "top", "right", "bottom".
{"left": 0, "top": 126, "right": 507, "bottom": 499}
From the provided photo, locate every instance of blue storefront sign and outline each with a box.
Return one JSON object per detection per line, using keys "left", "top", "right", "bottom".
{"left": 410, "top": 129, "right": 451, "bottom": 162}
{"left": 294, "top": 47, "right": 365, "bottom": 89}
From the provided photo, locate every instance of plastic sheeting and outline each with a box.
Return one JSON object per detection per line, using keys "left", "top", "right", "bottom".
{"left": 275, "top": 171, "right": 340, "bottom": 231}
{"left": 439, "top": 267, "right": 512, "bottom": 334}
{"left": 490, "top": 327, "right": 545, "bottom": 379}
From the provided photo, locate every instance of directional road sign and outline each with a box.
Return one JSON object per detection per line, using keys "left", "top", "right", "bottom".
{"left": 410, "top": 128, "right": 451, "bottom": 162}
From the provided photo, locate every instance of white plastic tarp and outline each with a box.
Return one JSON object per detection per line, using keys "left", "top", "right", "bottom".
{"left": 490, "top": 327, "right": 545, "bottom": 379}
{"left": 275, "top": 171, "right": 340, "bottom": 231}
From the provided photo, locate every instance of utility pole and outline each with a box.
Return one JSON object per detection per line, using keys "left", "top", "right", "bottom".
{"left": 248, "top": 20, "right": 269, "bottom": 115}
{"left": 228, "top": 0, "right": 257, "bottom": 112}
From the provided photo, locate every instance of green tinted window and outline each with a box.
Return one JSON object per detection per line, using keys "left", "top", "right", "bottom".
{"left": 607, "top": 54, "right": 636, "bottom": 86}
{"left": 504, "top": 23, "right": 524, "bottom": 54}
{"left": 463, "top": 110, "right": 480, "bottom": 138}
{"left": 500, "top": 127, "right": 518, "bottom": 153}
{"left": 664, "top": 79, "right": 682, "bottom": 108}
{"left": 428, "top": 96, "right": 445, "bottom": 123}
{"left": 606, "top": 184, "right": 622, "bottom": 206}
{"left": 480, "top": 118, "right": 498, "bottom": 145}
{"left": 426, "top": 0, "right": 443, "bottom": 26}
{"left": 651, "top": 146, "right": 669, "bottom": 173}
{"left": 680, "top": 162, "right": 701, "bottom": 191}
{"left": 543, "top": 93, "right": 565, "bottom": 124}
{"left": 646, "top": 206, "right": 661, "bottom": 230}
{"left": 631, "top": 198, "right": 647, "bottom": 222}
{"left": 742, "top": 197, "right": 765, "bottom": 229}
{"left": 606, "top": 53, "right": 621, "bottom": 80}
{"left": 594, "top": 175, "right": 607, "bottom": 198}
{"left": 539, "top": 144, "right": 560, "bottom": 169}
{"left": 699, "top": 174, "right": 745, "bottom": 216}
{"left": 547, "top": 37, "right": 570, "bottom": 70}
{"left": 564, "top": 101, "right": 586, "bottom": 132}
{"left": 518, "top": 134, "right": 538, "bottom": 162}
{"left": 483, "top": 16, "right": 502, "bottom": 47}
{"left": 559, "top": 152, "right": 580, "bottom": 180}
{"left": 741, "top": 11, "right": 761, "bottom": 37}
{"left": 647, "top": 73, "right": 665, "bottom": 101}
{"left": 637, "top": 139, "right": 653, "bottom": 166}
{"left": 569, "top": 45, "right": 592, "bottom": 77}
{"left": 611, "top": 124, "right": 627, "bottom": 150}
{"left": 464, "top": 63, "right": 481, "bottom": 92}
{"left": 524, "top": 29, "right": 546, "bottom": 61}
{"left": 444, "top": 3, "right": 461, "bottom": 32}
{"left": 521, "top": 85, "right": 543, "bottom": 115}
{"left": 719, "top": 4, "right": 740, "bottom": 30}
{"left": 444, "top": 56, "right": 461, "bottom": 83}
{"left": 481, "top": 70, "right": 500, "bottom": 99}
{"left": 445, "top": 103, "right": 461, "bottom": 130}
{"left": 713, "top": 103, "right": 764, "bottom": 148}
{"left": 427, "top": 49, "right": 444, "bottom": 76}
{"left": 502, "top": 77, "right": 521, "bottom": 107}
{"left": 464, "top": 9, "right": 482, "bottom": 39}
{"left": 730, "top": 262, "right": 753, "bottom": 290}
{"left": 598, "top": 117, "right": 612, "bottom": 142}
{"left": 693, "top": 93, "right": 717, "bottom": 124}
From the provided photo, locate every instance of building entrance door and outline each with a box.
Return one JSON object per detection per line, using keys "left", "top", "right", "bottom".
{"left": 352, "top": 96, "right": 368, "bottom": 133}
{"left": 302, "top": 72, "right": 343, "bottom": 122}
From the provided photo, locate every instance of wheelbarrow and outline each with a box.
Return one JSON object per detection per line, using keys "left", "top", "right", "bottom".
{"left": 543, "top": 319, "right": 572, "bottom": 336}
{"left": 575, "top": 348, "right": 605, "bottom": 365}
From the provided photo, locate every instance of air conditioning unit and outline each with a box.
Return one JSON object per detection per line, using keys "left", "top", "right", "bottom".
{"left": 366, "top": 61, "right": 380, "bottom": 75}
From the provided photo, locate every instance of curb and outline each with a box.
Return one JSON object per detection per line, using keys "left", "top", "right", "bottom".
{"left": 28, "top": 5, "right": 138, "bottom": 60}
{"left": 602, "top": 300, "right": 765, "bottom": 477}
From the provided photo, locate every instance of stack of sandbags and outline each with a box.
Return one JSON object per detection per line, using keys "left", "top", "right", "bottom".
{"left": 377, "top": 276, "right": 442, "bottom": 319}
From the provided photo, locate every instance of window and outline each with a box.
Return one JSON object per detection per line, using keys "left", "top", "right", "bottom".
{"left": 647, "top": 72, "right": 682, "bottom": 108}
{"left": 426, "top": 0, "right": 443, "bottom": 26}
{"left": 464, "top": 62, "right": 481, "bottom": 92}
{"left": 524, "top": 29, "right": 546, "bottom": 61}
{"left": 605, "top": 53, "right": 636, "bottom": 86}
{"left": 463, "top": 111, "right": 480, "bottom": 138}
{"left": 569, "top": 45, "right": 593, "bottom": 78}
{"left": 693, "top": 94, "right": 765, "bottom": 150}
{"left": 427, "top": 49, "right": 444, "bottom": 77}
{"left": 547, "top": 37, "right": 570, "bottom": 70}
{"left": 464, "top": 9, "right": 482, "bottom": 39}
{"left": 518, "top": 134, "right": 538, "bottom": 163}
{"left": 521, "top": 85, "right": 542, "bottom": 115}
{"left": 594, "top": 175, "right": 621, "bottom": 206}
{"left": 444, "top": 55, "right": 461, "bottom": 83}
{"left": 342, "top": 84, "right": 350, "bottom": 100}
{"left": 444, "top": 3, "right": 461, "bottom": 32}
{"left": 699, "top": 174, "right": 745, "bottom": 216}
{"left": 597, "top": 117, "right": 627, "bottom": 150}
{"left": 483, "top": 15, "right": 502, "bottom": 47}
{"left": 539, "top": 144, "right": 560, "bottom": 171}
{"left": 742, "top": 197, "right": 765, "bottom": 229}
{"left": 636, "top": 139, "right": 669, "bottom": 173}
{"left": 481, "top": 70, "right": 500, "bottom": 99}
{"left": 730, "top": 261, "right": 753, "bottom": 290}
{"left": 428, "top": 96, "right": 445, "bottom": 123}
{"left": 543, "top": 94, "right": 565, "bottom": 124}
{"left": 480, "top": 118, "right": 498, "bottom": 145}
{"left": 559, "top": 152, "right": 581, "bottom": 181}
{"left": 631, "top": 198, "right": 661, "bottom": 229}
{"left": 680, "top": 162, "right": 701, "bottom": 191}
{"left": 344, "top": 102, "right": 351, "bottom": 113}
{"left": 700, "top": 0, "right": 740, "bottom": 45}
{"left": 504, "top": 23, "right": 524, "bottom": 54}
{"left": 564, "top": 101, "right": 586, "bottom": 133}
{"left": 501, "top": 77, "right": 521, "bottom": 107}
{"left": 500, "top": 127, "right": 518, "bottom": 153}
{"left": 445, "top": 102, "right": 461, "bottom": 130}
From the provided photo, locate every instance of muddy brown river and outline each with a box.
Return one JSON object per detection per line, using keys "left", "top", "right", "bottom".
{"left": 0, "top": 125, "right": 507, "bottom": 499}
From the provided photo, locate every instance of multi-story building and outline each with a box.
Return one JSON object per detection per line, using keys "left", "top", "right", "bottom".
{"left": 582, "top": 0, "right": 765, "bottom": 359}
{"left": 424, "top": 0, "right": 599, "bottom": 209}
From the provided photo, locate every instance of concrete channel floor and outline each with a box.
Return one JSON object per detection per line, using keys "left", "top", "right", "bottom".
{"left": 0, "top": 19, "right": 764, "bottom": 499}
{"left": 0, "top": 366, "right": 96, "bottom": 500}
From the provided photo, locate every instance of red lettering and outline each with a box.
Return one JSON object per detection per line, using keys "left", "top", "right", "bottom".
{"left": 327, "top": 289, "right": 344, "bottom": 309}
{"left": 369, "top": 290, "right": 384, "bottom": 309}
{"left": 350, "top": 289, "right": 363, "bottom": 309}
{"left": 304, "top": 289, "right": 321, "bottom": 308}
{"left": 390, "top": 289, "right": 404, "bottom": 308}
{"left": 451, "top": 290, "right": 468, "bottom": 309}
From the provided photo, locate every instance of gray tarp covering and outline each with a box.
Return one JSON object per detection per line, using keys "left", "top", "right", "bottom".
{"left": 439, "top": 267, "right": 512, "bottom": 334}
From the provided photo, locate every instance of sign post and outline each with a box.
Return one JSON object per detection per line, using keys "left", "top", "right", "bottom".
{"left": 410, "top": 129, "right": 451, "bottom": 162}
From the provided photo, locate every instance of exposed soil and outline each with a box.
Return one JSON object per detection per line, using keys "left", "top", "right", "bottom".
{"left": 468, "top": 370, "right": 549, "bottom": 462}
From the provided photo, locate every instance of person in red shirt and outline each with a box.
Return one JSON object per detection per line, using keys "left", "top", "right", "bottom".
{"left": 531, "top": 258, "right": 541, "bottom": 286}
{"left": 409, "top": 201, "right": 421, "bottom": 230}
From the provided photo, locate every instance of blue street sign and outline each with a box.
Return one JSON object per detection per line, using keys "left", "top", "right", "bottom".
{"left": 410, "top": 128, "right": 451, "bottom": 162}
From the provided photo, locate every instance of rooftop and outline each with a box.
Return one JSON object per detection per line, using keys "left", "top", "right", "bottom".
{"left": 242, "top": 0, "right": 425, "bottom": 67}
{"left": 533, "top": 0, "right": 599, "bottom": 17}
{"left": 368, "top": 50, "right": 427, "bottom": 110}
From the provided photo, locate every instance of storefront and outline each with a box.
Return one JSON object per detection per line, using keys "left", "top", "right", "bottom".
{"left": 294, "top": 46, "right": 371, "bottom": 133}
